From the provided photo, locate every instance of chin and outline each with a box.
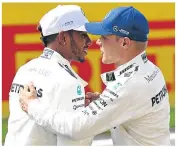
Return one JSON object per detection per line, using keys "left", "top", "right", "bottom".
{"left": 102, "top": 58, "right": 113, "bottom": 64}
{"left": 78, "top": 57, "right": 85, "bottom": 63}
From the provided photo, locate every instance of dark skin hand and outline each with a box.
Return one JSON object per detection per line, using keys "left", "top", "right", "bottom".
{"left": 19, "top": 83, "right": 37, "bottom": 113}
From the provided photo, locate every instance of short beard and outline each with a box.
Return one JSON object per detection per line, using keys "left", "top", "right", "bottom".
{"left": 69, "top": 31, "right": 85, "bottom": 63}
{"left": 77, "top": 57, "right": 85, "bottom": 63}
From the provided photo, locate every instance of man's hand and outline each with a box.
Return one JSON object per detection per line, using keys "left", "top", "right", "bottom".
{"left": 19, "top": 83, "right": 38, "bottom": 113}
{"left": 85, "top": 92, "right": 100, "bottom": 106}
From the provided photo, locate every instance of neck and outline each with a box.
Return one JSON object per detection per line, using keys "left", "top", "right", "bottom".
{"left": 114, "top": 49, "right": 145, "bottom": 68}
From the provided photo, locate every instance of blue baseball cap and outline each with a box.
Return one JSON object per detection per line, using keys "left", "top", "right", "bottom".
{"left": 85, "top": 6, "right": 149, "bottom": 42}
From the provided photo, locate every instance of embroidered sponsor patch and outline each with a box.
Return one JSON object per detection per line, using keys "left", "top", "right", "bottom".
{"left": 77, "top": 85, "right": 82, "bottom": 95}
{"left": 135, "top": 66, "right": 139, "bottom": 71}
{"left": 73, "top": 104, "right": 85, "bottom": 110}
{"left": 10, "top": 83, "right": 43, "bottom": 98}
{"left": 151, "top": 85, "right": 168, "bottom": 107}
{"left": 72, "top": 96, "right": 84, "bottom": 103}
{"left": 106, "top": 72, "right": 116, "bottom": 81}
{"left": 119, "top": 64, "right": 134, "bottom": 76}
{"left": 141, "top": 53, "right": 148, "bottom": 63}
{"left": 41, "top": 49, "right": 54, "bottom": 59}
{"left": 144, "top": 68, "right": 159, "bottom": 83}
{"left": 112, "top": 82, "right": 123, "bottom": 90}
{"left": 124, "top": 72, "right": 133, "bottom": 77}
{"left": 105, "top": 88, "right": 119, "bottom": 98}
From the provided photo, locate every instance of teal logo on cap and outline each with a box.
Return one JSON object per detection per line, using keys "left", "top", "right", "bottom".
{"left": 113, "top": 26, "right": 119, "bottom": 32}
{"left": 77, "top": 85, "right": 82, "bottom": 95}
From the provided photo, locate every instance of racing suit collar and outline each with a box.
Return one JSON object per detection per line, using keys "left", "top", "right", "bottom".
{"left": 101, "top": 50, "right": 147, "bottom": 86}
{"left": 40, "top": 48, "right": 88, "bottom": 87}
{"left": 40, "top": 47, "right": 71, "bottom": 65}
{"left": 65, "top": 63, "right": 88, "bottom": 87}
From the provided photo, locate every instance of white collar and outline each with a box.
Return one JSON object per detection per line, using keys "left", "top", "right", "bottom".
{"left": 40, "top": 47, "right": 70, "bottom": 65}
{"left": 101, "top": 51, "right": 147, "bottom": 86}
{"left": 39, "top": 48, "right": 88, "bottom": 87}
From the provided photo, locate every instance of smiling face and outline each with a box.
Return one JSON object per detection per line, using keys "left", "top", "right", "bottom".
{"left": 96, "top": 35, "right": 124, "bottom": 64}
{"left": 50, "top": 30, "right": 92, "bottom": 63}
{"left": 68, "top": 30, "right": 92, "bottom": 62}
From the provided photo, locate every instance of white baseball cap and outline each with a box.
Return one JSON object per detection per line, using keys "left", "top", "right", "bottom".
{"left": 40, "top": 5, "right": 89, "bottom": 36}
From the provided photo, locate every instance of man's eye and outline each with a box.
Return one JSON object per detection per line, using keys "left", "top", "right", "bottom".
{"left": 101, "top": 36, "right": 107, "bottom": 40}
{"left": 80, "top": 33, "right": 88, "bottom": 39}
{"left": 82, "top": 34, "right": 88, "bottom": 38}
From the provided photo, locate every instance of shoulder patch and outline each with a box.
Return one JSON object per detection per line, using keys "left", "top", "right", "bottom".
{"left": 112, "top": 64, "right": 139, "bottom": 90}
{"left": 106, "top": 72, "right": 116, "bottom": 81}
{"left": 117, "top": 64, "right": 139, "bottom": 78}
{"left": 124, "top": 71, "right": 133, "bottom": 77}
{"left": 40, "top": 49, "right": 54, "bottom": 59}
{"left": 118, "top": 64, "right": 135, "bottom": 76}
{"left": 141, "top": 53, "right": 148, "bottom": 63}
{"left": 134, "top": 65, "right": 139, "bottom": 71}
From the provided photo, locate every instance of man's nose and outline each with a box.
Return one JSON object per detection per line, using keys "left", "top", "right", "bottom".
{"left": 96, "top": 39, "right": 101, "bottom": 46}
{"left": 86, "top": 37, "right": 92, "bottom": 46}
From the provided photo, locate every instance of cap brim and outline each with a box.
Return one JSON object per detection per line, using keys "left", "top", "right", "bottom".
{"left": 73, "top": 25, "right": 87, "bottom": 32}
{"left": 85, "top": 22, "right": 112, "bottom": 35}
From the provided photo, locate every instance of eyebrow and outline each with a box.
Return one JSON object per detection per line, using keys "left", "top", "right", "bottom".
{"left": 80, "top": 32, "right": 87, "bottom": 35}
{"left": 101, "top": 35, "right": 107, "bottom": 38}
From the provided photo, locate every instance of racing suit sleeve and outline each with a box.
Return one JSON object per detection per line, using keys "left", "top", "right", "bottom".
{"left": 28, "top": 77, "right": 150, "bottom": 140}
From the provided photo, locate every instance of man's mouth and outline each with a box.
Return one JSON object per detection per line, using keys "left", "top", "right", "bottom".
{"left": 83, "top": 46, "right": 88, "bottom": 54}
{"left": 100, "top": 50, "right": 104, "bottom": 56}
{"left": 83, "top": 50, "right": 88, "bottom": 55}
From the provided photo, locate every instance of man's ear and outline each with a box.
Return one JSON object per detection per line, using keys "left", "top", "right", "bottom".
{"left": 57, "top": 31, "right": 66, "bottom": 46}
{"left": 122, "top": 37, "right": 131, "bottom": 49}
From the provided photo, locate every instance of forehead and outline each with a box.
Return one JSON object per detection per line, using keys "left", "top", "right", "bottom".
{"left": 73, "top": 30, "right": 87, "bottom": 34}
{"left": 101, "top": 34, "right": 117, "bottom": 39}
{"left": 71, "top": 31, "right": 89, "bottom": 38}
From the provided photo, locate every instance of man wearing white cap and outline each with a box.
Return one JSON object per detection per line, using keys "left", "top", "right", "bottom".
{"left": 4, "top": 5, "right": 93, "bottom": 146}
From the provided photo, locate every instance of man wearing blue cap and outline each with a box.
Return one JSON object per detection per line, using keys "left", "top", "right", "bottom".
{"left": 19, "top": 6, "right": 171, "bottom": 145}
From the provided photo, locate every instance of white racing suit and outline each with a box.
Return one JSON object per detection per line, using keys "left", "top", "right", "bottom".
{"left": 4, "top": 48, "right": 93, "bottom": 146}
{"left": 26, "top": 51, "right": 170, "bottom": 145}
